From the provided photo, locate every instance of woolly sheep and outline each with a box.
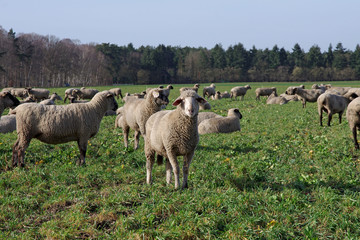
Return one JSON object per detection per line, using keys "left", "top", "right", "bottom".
{"left": 285, "top": 85, "right": 305, "bottom": 95}
{"left": 255, "top": 87, "right": 276, "bottom": 100}
{"left": 230, "top": 85, "right": 251, "bottom": 100}
{"left": 220, "top": 91, "right": 231, "bottom": 98}
{"left": 74, "top": 87, "right": 99, "bottom": 100}
{"left": 317, "top": 92, "right": 357, "bottom": 126}
{"left": 346, "top": 97, "right": 360, "bottom": 149}
{"left": 0, "top": 91, "right": 20, "bottom": 116}
{"left": 120, "top": 88, "right": 169, "bottom": 149}
{"left": 11, "top": 90, "right": 118, "bottom": 167}
{"left": 288, "top": 87, "right": 324, "bottom": 108}
{"left": 64, "top": 88, "right": 80, "bottom": 103}
{"left": 39, "top": 93, "right": 63, "bottom": 105}
{"left": 10, "top": 88, "right": 28, "bottom": 99}
{"left": 197, "top": 111, "right": 222, "bottom": 126}
{"left": 203, "top": 84, "right": 216, "bottom": 99}
{"left": 108, "top": 88, "right": 123, "bottom": 99}
{"left": 23, "top": 87, "right": 50, "bottom": 102}
{"left": 326, "top": 86, "right": 351, "bottom": 96}
{"left": 179, "top": 84, "right": 200, "bottom": 93}
{"left": 198, "top": 108, "right": 242, "bottom": 135}
{"left": 279, "top": 93, "right": 299, "bottom": 102}
{"left": 266, "top": 92, "right": 288, "bottom": 105}
{"left": 0, "top": 114, "right": 16, "bottom": 133}
{"left": 144, "top": 90, "right": 207, "bottom": 189}
{"left": 212, "top": 91, "right": 222, "bottom": 100}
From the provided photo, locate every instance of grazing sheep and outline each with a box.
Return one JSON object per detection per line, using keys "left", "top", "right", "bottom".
{"left": 39, "top": 93, "right": 63, "bottom": 105}
{"left": 220, "top": 91, "right": 231, "bottom": 98}
{"left": 255, "top": 87, "right": 277, "bottom": 100}
{"left": 203, "top": 84, "right": 216, "bottom": 99}
{"left": 109, "top": 88, "right": 123, "bottom": 99}
{"left": 179, "top": 84, "right": 200, "bottom": 93}
{"left": 10, "top": 88, "right": 28, "bottom": 99}
{"left": 0, "top": 114, "right": 16, "bottom": 133}
{"left": 288, "top": 87, "right": 324, "bottom": 108}
{"left": 0, "top": 91, "right": 20, "bottom": 116}
{"left": 120, "top": 88, "right": 169, "bottom": 149}
{"left": 23, "top": 87, "right": 50, "bottom": 102}
{"left": 346, "top": 97, "right": 360, "bottom": 149}
{"left": 198, "top": 108, "right": 242, "bottom": 135}
{"left": 230, "top": 85, "right": 251, "bottom": 100}
{"left": 266, "top": 92, "right": 288, "bottom": 105}
{"left": 64, "top": 88, "right": 80, "bottom": 103}
{"left": 74, "top": 87, "right": 99, "bottom": 100}
{"left": 317, "top": 92, "right": 357, "bottom": 126}
{"left": 11, "top": 91, "right": 118, "bottom": 167}
{"left": 145, "top": 90, "right": 207, "bottom": 189}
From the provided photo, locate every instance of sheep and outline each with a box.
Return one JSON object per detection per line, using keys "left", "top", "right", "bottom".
{"left": 144, "top": 90, "right": 207, "bottom": 189}
{"left": 255, "top": 87, "right": 276, "bottom": 100}
{"left": 63, "top": 88, "right": 80, "bottom": 103}
{"left": 288, "top": 87, "right": 324, "bottom": 108}
{"left": 312, "top": 84, "right": 331, "bottom": 92}
{"left": 179, "top": 84, "right": 200, "bottom": 93}
{"left": 0, "top": 91, "right": 20, "bottom": 116}
{"left": 197, "top": 111, "right": 222, "bottom": 126}
{"left": 212, "top": 91, "right": 222, "bottom": 100}
{"left": 74, "top": 87, "right": 99, "bottom": 100}
{"left": 279, "top": 93, "right": 299, "bottom": 102}
{"left": 326, "top": 86, "right": 351, "bottom": 96}
{"left": 285, "top": 85, "right": 305, "bottom": 95}
{"left": 108, "top": 88, "right": 123, "bottom": 100}
{"left": 11, "top": 90, "right": 118, "bottom": 167}
{"left": 119, "top": 88, "right": 169, "bottom": 149}
{"left": 23, "top": 87, "right": 50, "bottom": 102}
{"left": 266, "top": 92, "right": 288, "bottom": 105}
{"left": 162, "top": 85, "right": 174, "bottom": 98}
{"left": 199, "top": 101, "right": 211, "bottom": 110}
{"left": 10, "top": 88, "right": 28, "bottom": 99}
{"left": 220, "top": 91, "right": 231, "bottom": 98}
{"left": 317, "top": 92, "right": 357, "bottom": 126}
{"left": 19, "top": 96, "right": 36, "bottom": 104}
{"left": 230, "top": 85, "right": 251, "bottom": 100}
{"left": 0, "top": 114, "right": 16, "bottom": 133}
{"left": 198, "top": 108, "right": 242, "bottom": 135}
{"left": 203, "top": 83, "right": 216, "bottom": 99}
{"left": 69, "top": 96, "right": 89, "bottom": 104}
{"left": 346, "top": 97, "right": 360, "bottom": 149}
{"left": 39, "top": 93, "right": 63, "bottom": 105}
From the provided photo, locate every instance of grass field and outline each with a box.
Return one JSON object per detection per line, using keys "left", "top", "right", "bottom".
{"left": 1, "top": 82, "right": 360, "bottom": 239}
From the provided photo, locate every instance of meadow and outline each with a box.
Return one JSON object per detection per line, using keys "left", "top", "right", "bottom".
{"left": 1, "top": 81, "right": 360, "bottom": 239}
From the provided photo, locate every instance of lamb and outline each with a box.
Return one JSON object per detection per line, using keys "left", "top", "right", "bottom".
{"left": 346, "top": 97, "right": 360, "bottom": 149}
{"left": 11, "top": 90, "right": 118, "bottom": 167}
{"left": 119, "top": 88, "right": 169, "bottom": 149}
{"left": 144, "top": 90, "right": 207, "bottom": 189}
{"left": 0, "top": 91, "right": 20, "bottom": 116}
{"left": 63, "top": 88, "right": 80, "bottom": 103}
{"left": 0, "top": 114, "right": 16, "bottom": 133}
{"left": 288, "top": 87, "right": 324, "bottom": 108}
{"left": 198, "top": 108, "right": 242, "bottom": 135}
{"left": 179, "top": 84, "right": 200, "bottom": 93}
{"left": 74, "top": 87, "right": 99, "bottom": 100}
{"left": 317, "top": 92, "right": 357, "bottom": 126}
{"left": 23, "top": 87, "right": 50, "bottom": 102}
{"left": 255, "top": 87, "right": 276, "bottom": 100}
{"left": 109, "top": 88, "right": 123, "bottom": 99}
{"left": 203, "top": 84, "right": 216, "bottom": 99}
{"left": 39, "top": 93, "right": 63, "bottom": 105}
{"left": 266, "top": 92, "right": 288, "bottom": 105}
{"left": 230, "top": 85, "right": 251, "bottom": 100}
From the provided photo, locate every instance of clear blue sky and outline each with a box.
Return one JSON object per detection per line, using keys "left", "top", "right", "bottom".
{"left": 1, "top": 0, "right": 359, "bottom": 51}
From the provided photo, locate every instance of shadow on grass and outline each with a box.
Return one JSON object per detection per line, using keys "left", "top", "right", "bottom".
{"left": 197, "top": 144, "right": 259, "bottom": 154}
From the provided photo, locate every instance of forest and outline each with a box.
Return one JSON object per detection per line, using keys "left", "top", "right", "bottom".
{"left": 1, "top": 26, "right": 360, "bottom": 88}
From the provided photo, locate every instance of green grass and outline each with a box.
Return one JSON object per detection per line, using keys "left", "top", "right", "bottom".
{"left": 1, "top": 82, "right": 360, "bottom": 239}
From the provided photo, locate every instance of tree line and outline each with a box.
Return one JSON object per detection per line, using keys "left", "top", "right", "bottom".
{"left": 1, "top": 26, "right": 360, "bottom": 88}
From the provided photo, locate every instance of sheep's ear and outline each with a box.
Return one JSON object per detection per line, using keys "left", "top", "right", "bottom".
{"left": 196, "top": 97, "right": 207, "bottom": 104}
{"left": 106, "top": 93, "right": 113, "bottom": 98}
{"left": 172, "top": 97, "right": 183, "bottom": 106}
{"left": 152, "top": 91, "right": 160, "bottom": 98}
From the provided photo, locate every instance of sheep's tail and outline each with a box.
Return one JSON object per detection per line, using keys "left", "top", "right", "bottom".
{"left": 157, "top": 155, "right": 164, "bottom": 165}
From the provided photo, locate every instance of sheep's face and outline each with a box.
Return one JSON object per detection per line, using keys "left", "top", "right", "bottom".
{"left": 173, "top": 93, "right": 207, "bottom": 118}
{"left": 152, "top": 90, "right": 169, "bottom": 106}
{"left": 229, "top": 108, "right": 242, "bottom": 119}
{"left": 107, "top": 93, "right": 118, "bottom": 111}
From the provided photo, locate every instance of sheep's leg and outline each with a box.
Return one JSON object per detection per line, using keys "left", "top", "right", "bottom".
{"left": 327, "top": 113, "right": 333, "bottom": 126}
{"left": 122, "top": 124, "right": 130, "bottom": 148}
{"left": 165, "top": 158, "right": 172, "bottom": 184}
{"left": 167, "top": 153, "right": 180, "bottom": 189}
{"left": 353, "top": 127, "right": 359, "bottom": 150}
{"left": 145, "top": 150, "right": 155, "bottom": 185}
{"left": 182, "top": 152, "right": 194, "bottom": 189}
{"left": 12, "top": 139, "right": 20, "bottom": 167}
{"left": 339, "top": 112, "right": 343, "bottom": 124}
{"left": 319, "top": 109, "right": 323, "bottom": 126}
{"left": 77, "top": 140, "right": 88, "bottom": 165}
{"left": 13, "top": 136, "right": 30, "bottom": 167}
{"left": 134, "top": 130, "right": 140, "bottom": 150}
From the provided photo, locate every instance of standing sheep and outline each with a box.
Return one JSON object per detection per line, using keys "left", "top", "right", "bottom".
{"left": 179, "top": 84, "right": 200, "bottom": 93}
{"left": 289, "top": 87, "right": 324, "bottom": 108}
{"left": 144, "top": 90, "right": 207, "bottom": 189}
{"left": 255, "top": 87, "right": 277, "bottom": 100}
{"left": 198, "top": 108, "right": 242, "bottom": 135}
{"left": 74, "top": 87, "right": 99, "bottom": 100}
{"left": 203, "top": 84, "right": 216, "bottom": 99}
{"left": 10, "top": 88, "right": 28, "bottom": 99}
{"left": 285, "top": 85, "right": 305, "bottom": 95}
{"left": 23, "top": 87, "right": 50, "bottom": 102}
{"left": 346, "top": 97, "right": 360, "bottom": 149}
{"left": 11, "top": 91, "right": 118, "bottom": 167}
{"left": 120, "top": 88, "right": 169, "bottom": 149}
{"left": 109, "top": 88, "right": 123, "bottom": 100}
{"left": 64, "top": 88, "right": 80, "bottom": 103}
{"left": 230, "top": 85, "right": 251, "bottom": 100}
{"left": 0, "top": 91, "right": 20, "bottom": 116}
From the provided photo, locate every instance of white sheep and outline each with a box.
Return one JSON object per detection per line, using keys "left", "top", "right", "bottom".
{"left": 326, "top": 86, "right": 351, "bottom": 96}
{"left": 230, "top": 85, "right": 251, "bottom": 100}
{"left": 212, "top": 91, "right": 222, "bottom": 100}
{"left": 288, "top": 87, "right": 324, "bottom": 108}
{"left": 39, "top": 93, "right": 63, "bottom": 105}
{"left": 317, "top": 92, "right": 357, "bottom": 126}
{"left": 346, "top": 97, "right": 360, "bottom": 149}
{"left": 197, "top": 111, "right": 222, "bottom": 126}
{"left": 108, "top": 88, "right": 123, "bottom": 99}
{"left": 0, "top": 91, "right": 20, "bottom": 116}
{"left": 266, "top": 92, "right": 288, "bottom": 105}
{"left": 120, "top": 88, "right": 169, "bottom": 149}
{"left": 11, "top": 90, "right": 118, "bottom": 167}
{"left": 203, "top": 84, "right": 216, "bottom": 99}
{"left": 285, "top": 85, "right": 305, "bottom": 95}
{"left": 0, "top": 114, "right": 16, "bottom": 133}
{"left": 255, "top": 87, "right": 276, "bottom": 100}
{"left": 63, "top": 88, "right": 80, "bottom": 103}
{"left": 179, "top": 84, "right": 200, "bottom": 93}
{"left": 198, "top": 108, "right": 242, "bottom": 135}
{"left": 279, "top": 93, "right": 299, "bottom": 102}
{"left": 220, "top": 91, "right": 231, "bottom": 98}
{"left": 144, "top": 90, "right": 207, "bottom": 189}
{"left": 74, "top": 87, "right": 99, "bottom": 100}
{"left": 10, "top": 88, "right": 28, "bottom": 99}
{"left": 23, "top": 87, "right": 50, "bottom": 102}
